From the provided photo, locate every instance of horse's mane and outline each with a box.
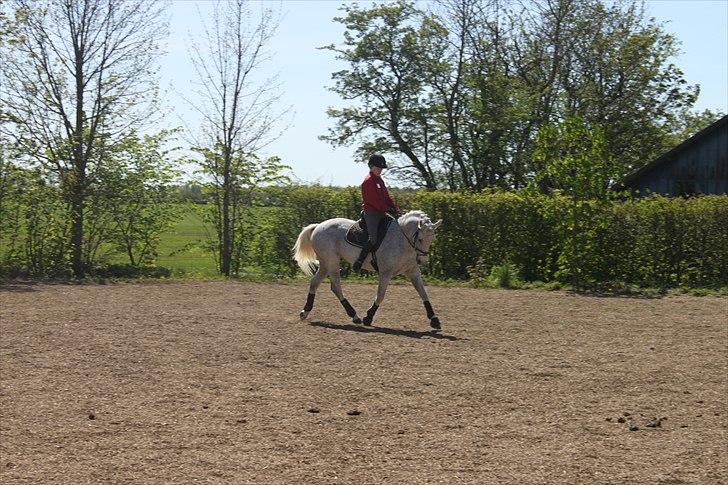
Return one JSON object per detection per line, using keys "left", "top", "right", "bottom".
{"left": 398, "top": 210, "right": 431, "bottom": 227}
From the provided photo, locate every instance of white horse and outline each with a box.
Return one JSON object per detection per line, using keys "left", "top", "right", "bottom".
{"left": 292, "top": 210, "right": 443, "bottom": 329}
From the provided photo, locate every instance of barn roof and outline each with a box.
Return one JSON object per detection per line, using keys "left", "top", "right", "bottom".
{"left": 623, "top": 114, "right": 728, "bottom": 186}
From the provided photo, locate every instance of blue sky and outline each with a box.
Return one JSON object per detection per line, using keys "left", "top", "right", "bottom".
{"left": 160, "top": 0, "right": 728, "bottom": 187}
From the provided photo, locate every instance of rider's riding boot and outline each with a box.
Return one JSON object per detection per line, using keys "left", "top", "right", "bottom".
{"left": 370, "top": 252, "right": 379, "bottom": 272}
{"left": 352, "top": 243, "right": 371, "bottom": 273}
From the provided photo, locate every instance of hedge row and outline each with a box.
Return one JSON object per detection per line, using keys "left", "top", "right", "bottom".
{"left": 245, "top": 187, "right": 728, "bottom": 288}
{"left": 3, "top": 182, "right": 726, "bottom": 287}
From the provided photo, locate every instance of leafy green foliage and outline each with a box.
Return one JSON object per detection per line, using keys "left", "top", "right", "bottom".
{"left": 489, "top": 263, "right": 522, "bottom": 289}
{"left": 323, "top": 0, "right": 700, "bottom": 190}
{"left": 2, "top": 0, "right": 167, "bottom": 277}
{"left": 321, "top": 1, "right": 439, "bottom": 188}
{"left": 0, "top": 158, "right": 70, "bottom": 276}
{"left": 4, "top": 172, "right": 726, "bottom": 289}
{"left": 663, "top": 108, "right": 726, "bottom": 147}
{"left": 96, "top": 130, "right": 184, "bottom": 267}
{"left": 0, "top": 130, "right": 186, "bottom": 276}
{"left": 186, "top": 186, "right": 726, "bottom": 289}
{"left": 532, "top": 117, "right": 621, "bottom": 288}
{"left": 534, "top": 117, "right": 617, "bottom": 199}
{"left": 469, "top": 260, "right": 523, "bottom": 289}
{"left": 194, "top": 148, "right": 291, "bottom": 275}
{"left": 0, "top": 0, "right": 25, "bottom": 48}
{"left": 289, "top": 187, "right": 728, "bottom": 288}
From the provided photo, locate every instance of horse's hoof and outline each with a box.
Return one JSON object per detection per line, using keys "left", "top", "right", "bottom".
{"left": 352, "top": 316, "right": 362, "bottom": 325}
{"left": 300, "top": 311, "right": 309, "bottom": 320}
{"left": 430, "top": 316, "right": 441, "bottom": 330}
{"left": 362, "top": 316, "right": 373, "bottom": 326}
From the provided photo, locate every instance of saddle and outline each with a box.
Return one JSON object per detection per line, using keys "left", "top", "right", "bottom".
{"left": 345, "top": 213, "right": 395, "bottom": 251}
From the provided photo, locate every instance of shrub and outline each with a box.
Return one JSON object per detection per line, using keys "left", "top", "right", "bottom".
{"left": 489, "top": 262, "right": 522, "bottom": 288}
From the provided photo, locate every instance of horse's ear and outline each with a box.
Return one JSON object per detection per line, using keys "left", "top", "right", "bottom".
{"left": 433, "top": 219, "right": 443, "bottom": 230}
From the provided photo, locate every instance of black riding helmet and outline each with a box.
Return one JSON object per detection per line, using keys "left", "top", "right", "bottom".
{"left": 368, "top": 154, "right": 387, "bottom": 169}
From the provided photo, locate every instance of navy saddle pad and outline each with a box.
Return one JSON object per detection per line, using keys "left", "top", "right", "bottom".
{"left": 345, "top": 215, "right": 394, "bottom": 249}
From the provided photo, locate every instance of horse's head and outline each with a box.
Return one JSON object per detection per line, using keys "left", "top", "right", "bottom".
{"left": 416, "top": 217, "right": 442, "bottom": 252}
{"left": 400, "top": 211, "right": 443, "bottom": 262}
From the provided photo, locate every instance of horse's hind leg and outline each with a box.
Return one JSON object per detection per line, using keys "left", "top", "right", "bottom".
{"left": 329, "top": 267, "right": 362, "bottom": 325}
{"left": 300, "top": 266, "right": 327, "bottom": 320}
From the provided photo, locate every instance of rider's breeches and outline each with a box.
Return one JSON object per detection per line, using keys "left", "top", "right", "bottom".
{"left": 363, "top": 210, "right": 385, "bottom": 248}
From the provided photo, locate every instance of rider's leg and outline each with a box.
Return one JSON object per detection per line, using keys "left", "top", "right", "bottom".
{"left": 353, "top": 211, "right": 383, "bottom": 272}
{"left": 354, "top": 211, "right": 383, "bottom": 272}
{"left": 352, "top": 242, "right": 371, "bottom": 272}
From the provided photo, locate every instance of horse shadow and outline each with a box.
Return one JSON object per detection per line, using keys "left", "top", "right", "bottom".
{"left": 309, "top": 320, "right": 462, "bottom": 341}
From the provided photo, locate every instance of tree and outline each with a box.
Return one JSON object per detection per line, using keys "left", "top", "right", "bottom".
{"left": 533, "top": 116, "right": 618, "bottom": 289}
{"left": 0, "top": 0, "right": 167, "bottom": 277}
{"left": 195, "top": 148, "right": 289, "bottom": 276}
{"left": 323, "top": 0, "right": 699, "bottom": 190}
{"left": 0, "top": 147, "right": 26, "bottom": 267}
{"left": 664, "top": 108, "right": 725, "bottom": 147}
{"left": 534, "top": 117, "right": 617, "bottom": 200}
{"left": 0, "top": 0, "right": 22, "bottom": 47}
{"left": 185, "top": 0, "right": 288, "bottom": 276}
{"left": 321, "top": 1, "right": 441, "bottom": 189}
{"left": 98, "top": 130, "right": 183, "bottom": 267}
{"left": 529, "top": 0, "right": 697, "bottom": 177}
{"left": 0, "top": 151, "right": 70, "bottom": 276}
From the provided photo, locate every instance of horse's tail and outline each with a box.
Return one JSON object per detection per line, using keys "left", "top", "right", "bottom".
{"left": 292, "top": 223, "right": 319, "bottom": 276}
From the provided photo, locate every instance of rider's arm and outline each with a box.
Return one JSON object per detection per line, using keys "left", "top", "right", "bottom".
{"left": 381, "top": 183, "right": 400, "bottom": 215}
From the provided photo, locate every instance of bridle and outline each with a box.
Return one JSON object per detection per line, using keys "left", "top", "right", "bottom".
{"left": 400, "top": 223, "right": 429, "bottom": 264}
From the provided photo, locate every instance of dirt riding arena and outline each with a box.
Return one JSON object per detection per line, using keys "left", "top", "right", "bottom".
{"left": 1, "top": 281, "right": 726, "bottom": 483}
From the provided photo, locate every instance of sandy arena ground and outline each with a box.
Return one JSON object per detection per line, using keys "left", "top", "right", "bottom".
{"left": 1, "top": 280, "right": 726, "bottom": 484}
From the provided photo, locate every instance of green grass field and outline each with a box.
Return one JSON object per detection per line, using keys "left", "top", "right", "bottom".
{"left": 155, "top": 209, "right": 218, "bottom": 274}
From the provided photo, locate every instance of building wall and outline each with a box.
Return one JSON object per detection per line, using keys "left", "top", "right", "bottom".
{"left": 629, "top": 124, "right": 727, "bottom": 196}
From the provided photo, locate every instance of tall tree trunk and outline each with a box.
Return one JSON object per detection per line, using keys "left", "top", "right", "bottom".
{"left": 70, "top": 174, "right": 85, "bottom": 278}
{"left": 220, "top": 156, "right": 232, "bottom": 276}
{"left": 72, "top": 44, "right": 86, "bottom": 278}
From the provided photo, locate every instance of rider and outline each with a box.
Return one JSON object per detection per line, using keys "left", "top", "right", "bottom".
{"left": 352, "top": 154, "right": 401, "bottom": 273}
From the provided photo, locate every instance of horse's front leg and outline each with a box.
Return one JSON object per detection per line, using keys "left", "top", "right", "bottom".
{"left": 409, "top": 269, "right": 441, "bottom": 330}
{"left": 363, "top": 271, "right": 393, "bottom": 326}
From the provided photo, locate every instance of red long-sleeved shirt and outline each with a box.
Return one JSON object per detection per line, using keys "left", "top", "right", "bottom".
{"left": 361, "top": 171, "right": 399, "bottom": 213}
